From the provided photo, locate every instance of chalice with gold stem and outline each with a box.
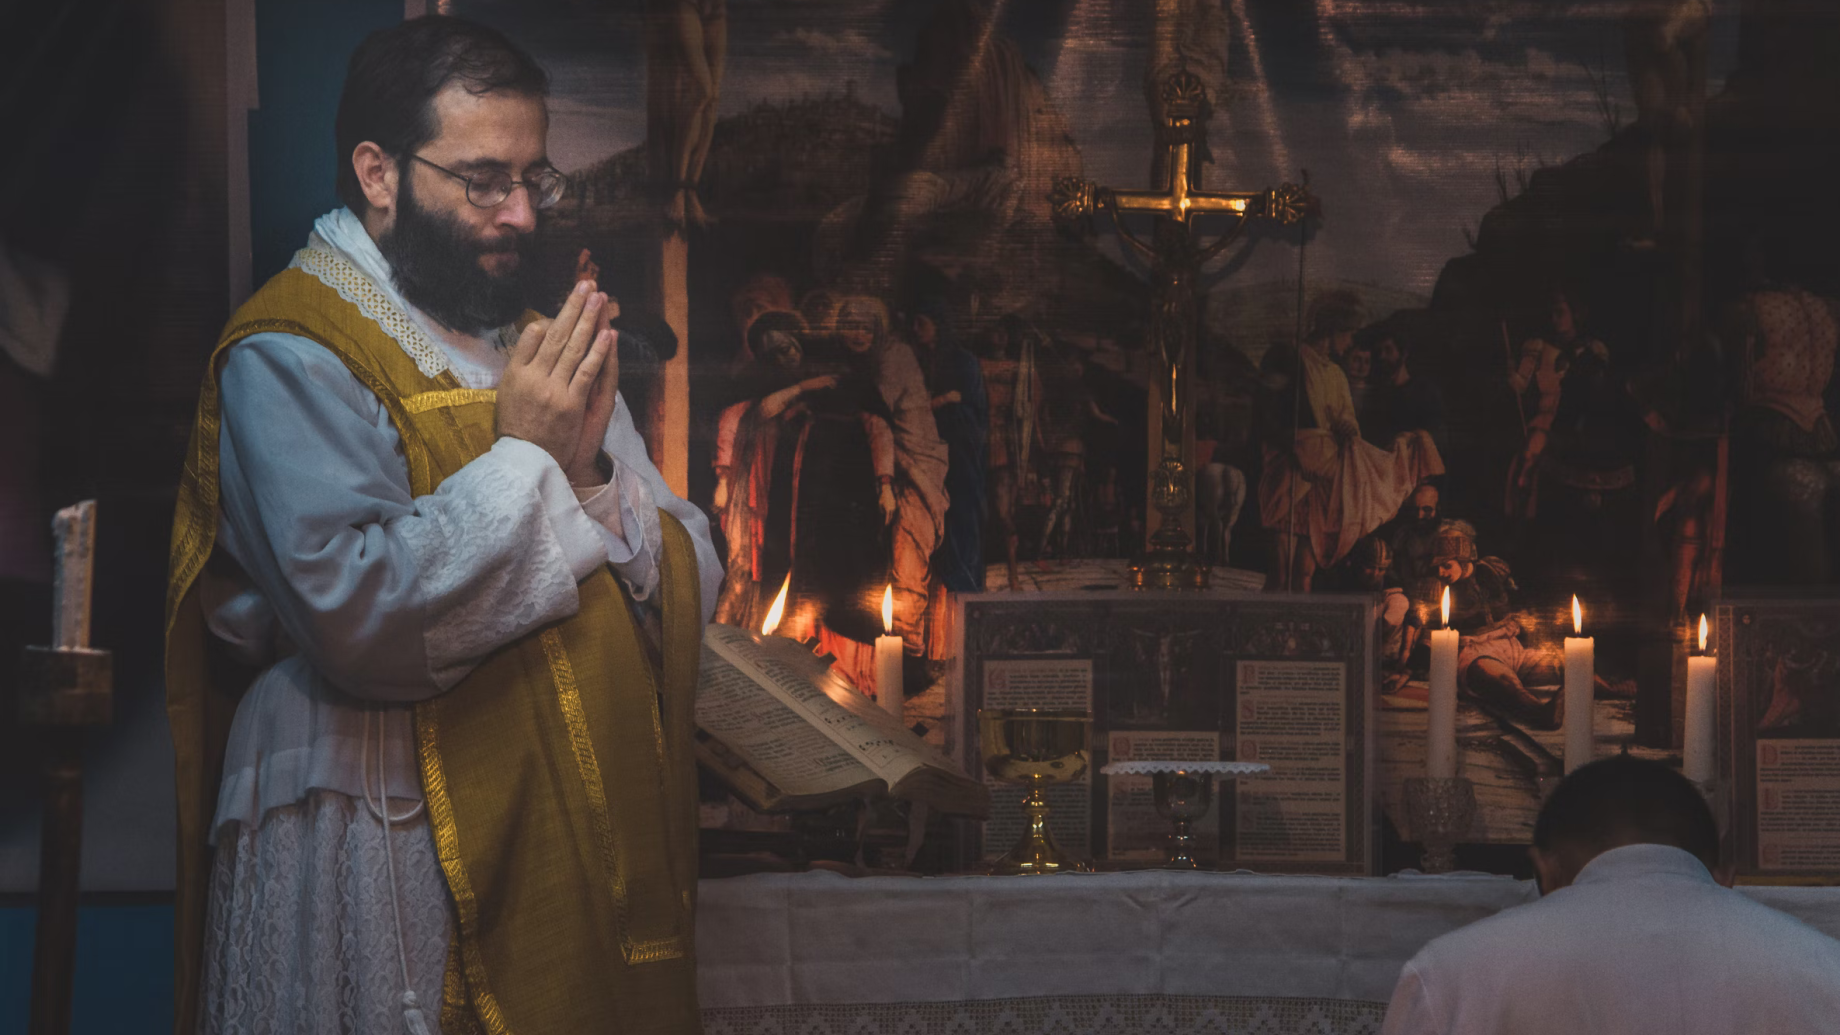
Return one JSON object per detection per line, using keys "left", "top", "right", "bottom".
{"left": 979, "top": 708, "right": 1092, "bottom": 874}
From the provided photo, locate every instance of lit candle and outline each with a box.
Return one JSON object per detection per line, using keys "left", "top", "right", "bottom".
{"left": 1427, "top": 586, "right": 1459, "bottom": 779}
{"left": 874, "top": 584, "right": 904, "bottom": 721}
{"left": 759, "top": 574, "right": 790, "bottom": 637}
{"left": 1563, "top": 595, "right": 1594, "bottom": 773}
{"left": 1684, "top": 614, "right": 1716, "bottom": 785}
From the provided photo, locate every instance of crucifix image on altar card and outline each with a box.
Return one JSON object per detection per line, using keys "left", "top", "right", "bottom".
{"left": 1114, "top": 623, "right": 1213, "bottom": 727}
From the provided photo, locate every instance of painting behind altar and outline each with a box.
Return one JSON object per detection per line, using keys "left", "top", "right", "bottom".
{"left": 438, "top": 1, "right": 1838, "bottom": 842}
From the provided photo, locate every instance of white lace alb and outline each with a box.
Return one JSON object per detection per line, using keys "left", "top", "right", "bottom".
{"left": 199, "top": 790, "right": 451, "bottom": 1035}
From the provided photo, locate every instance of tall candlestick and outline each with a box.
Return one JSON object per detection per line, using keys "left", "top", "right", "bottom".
{"left": 874, "top": 584, "right": 904, "bottom": 722}
{"left": 1684, "top": 614, "right": 1717, "bottom": 784}
{"left": 1563, "top": 595, "right": 1594, "bottom": 773}
{"left": 1427, "top": 587, "right": 1459, "bottom": 779}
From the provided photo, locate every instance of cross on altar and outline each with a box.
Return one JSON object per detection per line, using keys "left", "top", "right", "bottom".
{"left": 1051, "top": 71, "right": 1318, "bottom": 590}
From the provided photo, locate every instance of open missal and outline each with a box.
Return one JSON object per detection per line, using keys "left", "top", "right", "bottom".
{"left": 697, "top": 623, "right": 989, "bottom": 818}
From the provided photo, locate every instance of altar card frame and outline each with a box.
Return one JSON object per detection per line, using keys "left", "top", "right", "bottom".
{"left": 953, "top": 591, "right": 1376, "bottom": 876}
{"left": 1716, "top": 595, "right": 1840, "bottom": 883}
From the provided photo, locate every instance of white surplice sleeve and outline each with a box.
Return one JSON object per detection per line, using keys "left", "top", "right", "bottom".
{"left": 570, "top": 390, "right": 723, "bottom": 627}
{"left": 1379, "top": 959, "right": 1450, "bottom": 1035}
{"left": 216, "top": 332, "right": 610, "bottom": 700}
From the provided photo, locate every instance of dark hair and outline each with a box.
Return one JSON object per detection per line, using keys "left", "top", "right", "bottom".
{"left": 1356, "top": 320, "right": 1408, "bottom": 357}
{"left": 1545, "top": 282, "right": 1590, "bottom": 323}
{"left": 334, "top": 16, "right": 549, "bottom": 213}
{"left": 1533, "top": 755, "right": 1719, "bottom": 869}
{"left": 746, "top": 310, "right": 807, "bottom": 359}
{"left": 1307, "top": 290, "right": 1365, "bottom": 340}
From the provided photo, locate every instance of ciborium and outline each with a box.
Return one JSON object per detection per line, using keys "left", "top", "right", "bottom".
{"left": 979, "top": 708, "right": 1092, "bottom": 875}
{"left": 1101, "top": 760, "right": 1270, "bottom": 868}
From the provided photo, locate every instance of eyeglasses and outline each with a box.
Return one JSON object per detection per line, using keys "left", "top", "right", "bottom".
{"left": 409, "top": 154, "right": 566, "bottom": 210}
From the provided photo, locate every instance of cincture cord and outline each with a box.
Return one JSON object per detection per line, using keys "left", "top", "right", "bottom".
{"left": 362, "top": 709, "right": 433, "bottom": 1035}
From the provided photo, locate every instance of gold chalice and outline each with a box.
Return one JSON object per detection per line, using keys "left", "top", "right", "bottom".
{"left": 979, "top": 708, "right": 1092, "bottom": 875}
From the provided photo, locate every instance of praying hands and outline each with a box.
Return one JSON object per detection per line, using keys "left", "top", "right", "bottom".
{"left": 495, "top": 277, "right": 621, "bottom": 487}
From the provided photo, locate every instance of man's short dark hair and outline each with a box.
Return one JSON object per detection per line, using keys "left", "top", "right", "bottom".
{"left": 334, "top": 16, "right": 549, "bottom": 213}
{"left": 1357, "top": 320, "right": 1408, "bottom": 358}
{"left": 1533, "top": 754, "right": 1719, "bottom": 869}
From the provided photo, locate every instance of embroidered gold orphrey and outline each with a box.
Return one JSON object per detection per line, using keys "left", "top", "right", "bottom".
{"left": 165, "top": 247, "right": 704, "bottom": 1035}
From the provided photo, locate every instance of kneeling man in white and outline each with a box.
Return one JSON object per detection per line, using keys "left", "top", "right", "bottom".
{"left": 1382, "top": 755, "right": 1840, "bottom": 1035}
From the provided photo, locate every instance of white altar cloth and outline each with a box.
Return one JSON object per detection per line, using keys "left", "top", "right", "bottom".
{"left": 695, "top": 869, "right": 1840, "bottom": 1035}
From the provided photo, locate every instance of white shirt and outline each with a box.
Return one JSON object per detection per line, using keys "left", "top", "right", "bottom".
{"left": 1381, "top": 843, "right": 1840, "bottom": 1035}
{"left": 203, "top": 207, "right": 722, "bottom": 840}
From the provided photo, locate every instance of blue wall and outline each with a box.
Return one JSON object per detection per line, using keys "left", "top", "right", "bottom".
{"left": 0, "top": 904, "right": 173, "bottom": 1035}
{"left": 249, "top": 0, "right": 402, "bottom": 283}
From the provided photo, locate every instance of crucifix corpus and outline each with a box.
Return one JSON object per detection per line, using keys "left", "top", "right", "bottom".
{"left": 1051, "top": 71, "right": 1318, "bottom": 590}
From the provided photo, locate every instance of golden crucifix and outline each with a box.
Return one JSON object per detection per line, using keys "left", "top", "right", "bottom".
{"left": 1051, "top": 71, "right": 1318, "bottom": 590}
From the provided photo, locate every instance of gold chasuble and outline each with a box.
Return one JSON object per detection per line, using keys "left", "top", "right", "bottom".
{"left": 165, "top": 257, "right": 704, "bottom": 1035}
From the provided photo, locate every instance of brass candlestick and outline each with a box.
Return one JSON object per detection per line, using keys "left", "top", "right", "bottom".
{"left": 1131, "top": 457, "right": 1210, "bottom": 590}
{"left": 979, "top": 708, "right": 1092, "bottom": 875}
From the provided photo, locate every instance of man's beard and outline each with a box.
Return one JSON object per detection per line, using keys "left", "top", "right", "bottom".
{"left": 378, "top": 175, "right": 535, "bottom": 336}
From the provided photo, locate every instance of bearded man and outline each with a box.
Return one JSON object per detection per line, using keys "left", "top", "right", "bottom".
{"left": 164, "top": 17, "right": 721, "bottom": 1035}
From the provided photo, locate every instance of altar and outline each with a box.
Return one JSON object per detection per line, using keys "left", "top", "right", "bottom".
{"left": 695, "top": 870, "right": 1840, "bottom": 1035}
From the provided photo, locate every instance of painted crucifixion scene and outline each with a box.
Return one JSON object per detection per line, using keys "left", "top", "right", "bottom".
{"left": 445, "top": 0, "right": 1834, "bottom": 845}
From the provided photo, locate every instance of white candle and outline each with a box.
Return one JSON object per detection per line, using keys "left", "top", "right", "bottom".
{"left": 1427, "top": 587, "right": 1459, "bottom": 779}
{"left": 1684, "top": 614, "right": 1717, "bottom": 785}
{"left": 874, "top": 584, "right": 904, "bottom": 722}
{"left": 1563, "top": 595, "right": 1594, "bottom": 773}
{"left": 51, "top": 500, "right": 97, "bottom": 650}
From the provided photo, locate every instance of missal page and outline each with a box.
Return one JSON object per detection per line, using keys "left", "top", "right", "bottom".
{"left": 1104, "top": 730, "right": 1220, "bottom": 861}
{"left": 979, "top": 658, "right": 1093, "bottom": 860}
{"left": 1755, "top": 739, "right": 1840, "bottom": 872}
{"left": 703, "top": 624, "right": 953, "bottom": 789}
{"left": 696, "top": 639, "right": 875, "bottom": 798}
{"left": 1232, "top": 660, "right": 1347, "bottom": 864}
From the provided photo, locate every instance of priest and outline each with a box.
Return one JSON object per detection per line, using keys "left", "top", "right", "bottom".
{"left": 163, "top": 16, "right": 721, "bottom": 1035}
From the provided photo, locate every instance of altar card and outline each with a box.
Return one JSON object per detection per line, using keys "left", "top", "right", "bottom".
{"left": 955, "top": 591, "right": 1376, "bottom": 876}
{"left": 1233, "top": 661, "right": 1348, "bottom": 864}
{"left": 1717, "top": 597, "right": 1840, "bottom": 882}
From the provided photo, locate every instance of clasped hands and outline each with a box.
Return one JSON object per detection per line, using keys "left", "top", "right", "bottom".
{"left": 495, "top": 274, "right": 620, "bottom": 488}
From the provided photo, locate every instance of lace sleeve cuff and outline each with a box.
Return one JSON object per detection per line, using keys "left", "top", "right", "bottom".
{"left": 495, "top": 437, "right": 607, "bottom": 583}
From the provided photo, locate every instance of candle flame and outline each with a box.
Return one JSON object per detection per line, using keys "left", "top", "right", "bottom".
{"left": 1572, "top": 595, "right": 1583, "bottom": 636}
{"left": 1698, "top": 613, "right": 1709, "bottom": 653}
{"left": 761, "top": 575, "right": 789, "bottom": 636}
{"left": 881, "top": 584, "right": 894, "bottom": 634}
{"left": 1440, "top": 586, "right": 1450, "bottom": 628}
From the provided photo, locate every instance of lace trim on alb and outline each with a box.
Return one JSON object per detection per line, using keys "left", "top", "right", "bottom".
{"left": 701, "top": 995, "right": 1389, "bottom": 1035}
{"left": 289, "top": 242, "right": 450, "bottom": 379}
